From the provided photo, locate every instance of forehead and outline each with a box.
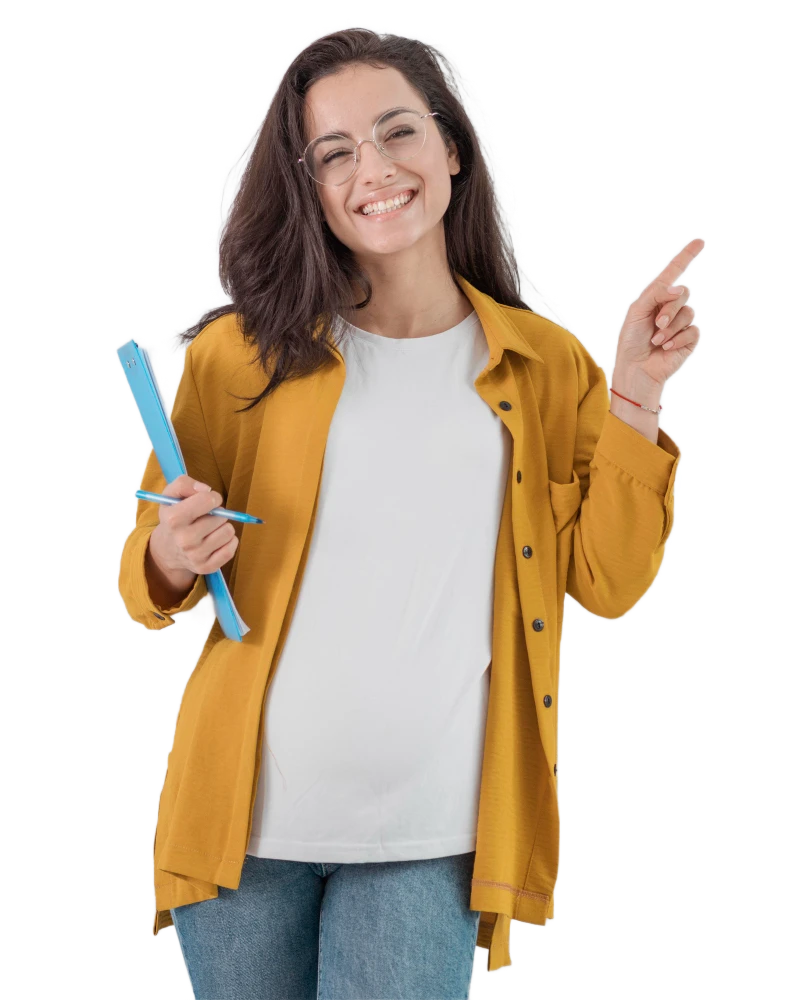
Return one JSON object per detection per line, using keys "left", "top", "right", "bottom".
{"left": 304, "top": 64, "right": 425, "bottom": 139}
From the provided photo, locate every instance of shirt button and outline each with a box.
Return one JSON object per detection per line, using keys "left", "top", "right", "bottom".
{"left": 499, "top": 401, "right": 512, "bottom": 411}
{"left": 516, "top": 470, "right": 522, "bottom": 483}
{"left": 532, "top": 618, "right": 545, "bottom": 631}
{"left": 152, "top": 612, "right": 166, "bottom": 620}
{"left": 543, "top": 694, "right": 553, "bottom": 707}
{"left": 554, "top": 763, "right": 558, "bottom": 775}
{"left": 522, "top": 545, "right": 532, "bottom": 558}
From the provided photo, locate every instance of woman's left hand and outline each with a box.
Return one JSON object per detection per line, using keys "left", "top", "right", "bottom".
{"left": 614, "top": 238, "right": 705, "bottom": 388}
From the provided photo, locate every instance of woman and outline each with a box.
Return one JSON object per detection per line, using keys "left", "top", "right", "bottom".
{"left": 119, "top": 27, "right": 702, "bottom": 1000}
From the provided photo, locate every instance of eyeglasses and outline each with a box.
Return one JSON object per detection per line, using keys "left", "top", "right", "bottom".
{"left": 297, "top": 107, "right": 441, "bottom": 187}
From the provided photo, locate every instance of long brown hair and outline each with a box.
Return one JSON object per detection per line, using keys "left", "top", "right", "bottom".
{"left": 178, "top": 27, "right": 532, "bottom": 413}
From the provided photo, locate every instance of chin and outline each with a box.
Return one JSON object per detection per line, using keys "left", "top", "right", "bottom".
{"left": 361, "top": 218, "right": 441, "bottom": 253}
{"left": 364, "top": 234, "right": 422, "bottom": 253}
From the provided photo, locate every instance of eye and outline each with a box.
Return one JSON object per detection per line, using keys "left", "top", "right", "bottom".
{"left": 322, "top": 149, "right": 350, "bottom": 164}
{"left": 383, "top": 126, "right": 416, "bottom": 143}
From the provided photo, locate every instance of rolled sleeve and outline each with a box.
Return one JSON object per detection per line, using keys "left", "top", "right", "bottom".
{"left": 566, "top": 354, "right": 683, "bottom": 617}
{"left": 119, "top": 524, "right": 208, "bottom": 629}
{"left": 595, "top": 410, "right": 680, "bottom": 496}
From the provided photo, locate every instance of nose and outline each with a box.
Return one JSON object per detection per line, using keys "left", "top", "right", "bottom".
{"left": 354, "top": 140, "right": 394, "bottom": 179}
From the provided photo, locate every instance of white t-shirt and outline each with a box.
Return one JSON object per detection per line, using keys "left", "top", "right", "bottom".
{"left": 246, "top": 307, "right": 512, "bottom": 863}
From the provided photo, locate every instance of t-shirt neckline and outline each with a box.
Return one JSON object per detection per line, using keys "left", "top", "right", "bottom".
{"left": 336, "top": 309, "right": 479, "bottom": 349}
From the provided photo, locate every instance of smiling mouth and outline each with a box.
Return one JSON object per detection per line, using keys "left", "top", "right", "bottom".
{"left": 356, "top": 189, "right": 418, "bottom": 219}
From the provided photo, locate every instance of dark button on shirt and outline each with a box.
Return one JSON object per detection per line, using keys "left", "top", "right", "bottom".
{"left": 516, "top": 470, "right": 522, "bottom": 483}
{"left": 152, "top": 612, "right": 166, "bottom": 620}
{"left": 498, "top": 401, "right": 512, "bottom": 410}
{"left": 543, "top": 694, "right": 553, "bottom": 708}
{"left": 532, "top": 618, "right": 545, "bottom": 631}
{"left": 522, "top": 546, "right": 532, "bottom": 558}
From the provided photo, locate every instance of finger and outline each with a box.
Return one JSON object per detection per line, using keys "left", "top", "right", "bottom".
{"left": 652, "top": 303, "right": 694, "bottom": 344}
{"left": 198, "top": 530, "right": 239, "bottom": 574}
{"left": 634, "top": 239, "right": 704, "bottom": 316}
{"left": 164, "top": 474, "right": 209, "bottom": 499}
{"left": 166, "top": 488, "right": 224, "bottom": 530}
{"left": 198, "top": 519, "right": 238, "bottom": 561}
{"left": 188, "top": 509, "right": 234, "bottom": 548}
{"left": 659, "top": 325, "right": 700, "bottom": 353}
{"left": 636, "top": 279, "right": 686, "bottom": 317}
{"left": 654, "top": 238, "right": 705, "bottom": 289}
{"left": 206, "top": 519, "right": 238, "bottom": 552}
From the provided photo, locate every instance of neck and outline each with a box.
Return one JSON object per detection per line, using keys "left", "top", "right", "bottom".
{"left": 340, "top": 236, "right": 472, "bottom": 340}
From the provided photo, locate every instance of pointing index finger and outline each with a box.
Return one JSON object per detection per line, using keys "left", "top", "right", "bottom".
{"left": 656, "top": 238, "right": 705, "bottom": 288}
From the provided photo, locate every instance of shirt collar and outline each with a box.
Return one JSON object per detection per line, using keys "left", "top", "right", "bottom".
{"left": 455, "top": 273, "right": 545, "bottom": 369}
{"left": 319, "top": 273, "right": 545, "bottom": 369}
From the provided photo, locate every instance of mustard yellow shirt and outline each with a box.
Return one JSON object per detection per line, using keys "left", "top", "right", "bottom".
{"left": 118, "top": 273, "right": 680, "bottom": 972}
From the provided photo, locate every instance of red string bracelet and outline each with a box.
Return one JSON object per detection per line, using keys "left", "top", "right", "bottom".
{"left": 609, "top": 387, "right": 662, "bottom": 413}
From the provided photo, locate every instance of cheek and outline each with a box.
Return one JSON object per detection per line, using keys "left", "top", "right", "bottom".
{"left": 421, "top": 168, "right": 453, "bottom": 217}
{"left": 317, "top": 195, "right": 352, "bottom": 235}
{"left": 422, "top": 151, "right": 455, "bottom": 201}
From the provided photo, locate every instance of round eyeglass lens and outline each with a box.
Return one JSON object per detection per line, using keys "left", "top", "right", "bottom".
{"left": 306, "top": 110, "right": 427, "bottom": 185}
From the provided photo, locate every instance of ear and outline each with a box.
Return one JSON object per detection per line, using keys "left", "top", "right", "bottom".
{"left": 447, "top": 139, "right": 461, "bottom": 177}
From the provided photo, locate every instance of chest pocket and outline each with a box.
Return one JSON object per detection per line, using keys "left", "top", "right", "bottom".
{"left": 548, "top": 470, "right": 583, "bottom": 533}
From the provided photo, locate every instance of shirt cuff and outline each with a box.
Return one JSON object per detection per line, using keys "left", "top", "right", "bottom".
{"left": 594, "top": 411, "right": 680, "bottom": 496}
{"left": 153, "top": 573, "right": 208, "bottom": 619}
{"left": 127, "top": 526, "right": 207, "bottom": 628}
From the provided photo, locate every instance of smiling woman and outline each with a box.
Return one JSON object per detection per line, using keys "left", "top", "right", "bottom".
{"left": 175, "top": 29, "right": 528, "bottom": 389}
{"left": 298, "top": 66, "right": 471, "bottom": 336}
{"left": 120, "top": 24, "right": 687, "bottom": 1000}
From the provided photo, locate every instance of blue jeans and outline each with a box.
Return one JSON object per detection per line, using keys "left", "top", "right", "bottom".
{"left": 170, "top": 850, "right": 481, "bottom": 1000}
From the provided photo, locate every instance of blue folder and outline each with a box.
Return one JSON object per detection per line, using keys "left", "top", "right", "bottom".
{"left": 117, "top": 339, "right": 249, "bottom": 641}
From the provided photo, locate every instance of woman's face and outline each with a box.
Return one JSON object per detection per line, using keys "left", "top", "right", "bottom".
{"left": 303, "top": 63, "right": 460, "bottom": 260}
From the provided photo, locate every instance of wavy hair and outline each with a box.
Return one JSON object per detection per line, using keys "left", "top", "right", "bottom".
{"left": 178, "top": 27, "right": 532, "bottom": 412}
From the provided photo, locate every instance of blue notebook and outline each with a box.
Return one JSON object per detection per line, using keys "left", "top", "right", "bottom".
{"left": 117, "top": 339, "right": 249, "bottom": 641}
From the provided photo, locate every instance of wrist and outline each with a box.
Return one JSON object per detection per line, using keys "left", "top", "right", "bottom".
{"left": 147, "top": 526, "right": 173, "bottom": 577}
{"left": 146, "top": 531, "right": 197, "bottom": 595}
{"left": 611, "top": 366, "right": 663, "bottom": 407}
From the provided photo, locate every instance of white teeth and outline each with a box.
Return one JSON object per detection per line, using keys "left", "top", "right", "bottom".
{"left": 360, "top": 191, "right": 414, "bottom": 215}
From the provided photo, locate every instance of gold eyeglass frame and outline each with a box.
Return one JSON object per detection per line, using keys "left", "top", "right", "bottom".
{"left": 297, "top": 107, "right": 441, "bottom": 187}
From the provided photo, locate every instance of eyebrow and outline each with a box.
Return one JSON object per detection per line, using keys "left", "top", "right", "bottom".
{"left": 317, "top": 106, "right": 412, "bottom": 141}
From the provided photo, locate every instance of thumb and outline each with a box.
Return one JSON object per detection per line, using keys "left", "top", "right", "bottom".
{"left": 648, "top": 281, "right": 684, "bottom": 311}
{"left": 163, "top": 474, "right": 212, "bottom": 498}
{"left": 629, "top": 281, "right": 683, "bottom": 321}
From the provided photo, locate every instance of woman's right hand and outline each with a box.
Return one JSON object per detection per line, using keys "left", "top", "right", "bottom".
{"left": 147, "top": 475, "right": 239, "bottom": 598}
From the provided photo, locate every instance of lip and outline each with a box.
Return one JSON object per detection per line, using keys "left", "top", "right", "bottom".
{"left": 354, "top": 188, "right": 418, "bottom": 219}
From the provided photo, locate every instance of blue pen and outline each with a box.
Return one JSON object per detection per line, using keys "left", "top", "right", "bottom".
{"left": 135, "top": 490, "right": 264, "bottom": 525}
